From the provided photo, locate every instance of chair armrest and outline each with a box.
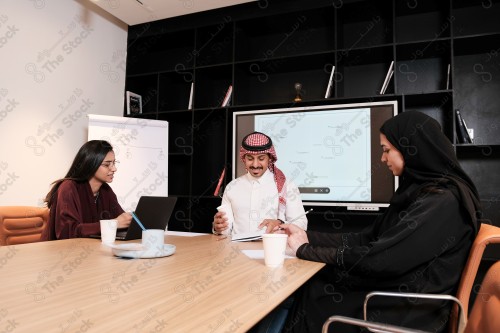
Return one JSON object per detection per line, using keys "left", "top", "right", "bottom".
{"left": 322, "top": 315, "right": 428, "bottom": 333}
{"left": 364, "top": 291, "right": 466, "bottom": 333}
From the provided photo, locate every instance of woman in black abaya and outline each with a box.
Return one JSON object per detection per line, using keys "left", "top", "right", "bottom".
{"left": 281, "top": 111, "right": 482, "bottom": 333}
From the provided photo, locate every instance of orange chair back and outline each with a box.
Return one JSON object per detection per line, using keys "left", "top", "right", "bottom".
{"left": 0, "top": 206, "right": 49, "bottom": 245}
{"left": 464, "top": 260, "right": 500, "bottom": 333}
{"left": 450, "top": 223, "right": 500, "bottom": 333}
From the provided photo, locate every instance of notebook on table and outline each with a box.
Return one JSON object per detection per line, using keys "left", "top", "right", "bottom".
{"left": 91, "top": 196, "right": 177, "bottom": 241}
{"left": 231, "top": 229, "right": 265, "bottom": 242}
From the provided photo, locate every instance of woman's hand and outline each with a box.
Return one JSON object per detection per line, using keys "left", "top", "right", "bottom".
{"left": 258, "top": 219, "right": 282, "bottom": 233}
{"left": 279, "top": 224, "right": 309, "bottom": 255}
{"left": 116, "top": 212, "right": 132, "bottom": 229}
{"left": 213, "top": 211, "right": 228, "bottom": 234}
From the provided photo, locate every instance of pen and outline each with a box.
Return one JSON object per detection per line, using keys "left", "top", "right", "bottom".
{"left": 131, "top": 211, "right": 146, "bottom": 231}
{"left": 285, "top": 208, "right": 313, "bottom": 224}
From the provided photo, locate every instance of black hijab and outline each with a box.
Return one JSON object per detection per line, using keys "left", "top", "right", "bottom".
{"left": 380, "top": 111, "right": 481, "bottom": 232}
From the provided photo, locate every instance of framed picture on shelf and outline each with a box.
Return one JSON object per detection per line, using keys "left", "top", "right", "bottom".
{"left": 126, "top": 91, "right": 142, "bottom": 115}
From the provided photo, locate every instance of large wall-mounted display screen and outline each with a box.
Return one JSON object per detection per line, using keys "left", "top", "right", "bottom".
{"left": 233, "top": 101, "right": 399, "bottom": 210}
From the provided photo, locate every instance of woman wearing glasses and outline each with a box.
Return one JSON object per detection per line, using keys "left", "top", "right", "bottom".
{"left": 41, "top": 140, "right": 131, "bottom": 240}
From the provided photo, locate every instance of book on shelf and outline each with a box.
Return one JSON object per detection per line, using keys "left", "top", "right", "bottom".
{"left": 188, "top": 82, "right": 194, "bottom": 110}
{"left": 126, "top": 91, "right": 142, "bottom": 115}
{"left": 446, "top": 64, "right": 451, "bottom": 90}
{"left": 460, "top": 112, "right": 473, "bottom": 143}
{"left": 455, "top": 109, "right": 472, "bottom": 144}
{"left": 380, "top": 61, "right": 394, "bottom": 95}
{"left": 221, "top": 85, "right": 232, "bottom": 107}
{"left": 324, "top": 65, "right": 335, "bottom": 99}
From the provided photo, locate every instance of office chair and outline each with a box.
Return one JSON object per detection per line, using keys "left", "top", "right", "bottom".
{"left": 322, "top": 315, "right": 427, "bottom": 333}
{"left": 323, "top": 260, "right": 500, "bottom": 333}
{"left": 0, "top": 206, "right": 49, "bottom": 245}
{"left": 322, "top": 223, "right": 500, "bottom": 333}
{"left": 463, "top": 260, "right": 500, "bottom": 333}
{"left": 451, "top": 223, "right": 500, "bottom": 331}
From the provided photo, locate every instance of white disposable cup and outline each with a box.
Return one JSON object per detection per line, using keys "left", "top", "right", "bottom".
{"left": 262, "top": 233, "right": 288, "bottom": 268}
{"left": 216, "top": 204, "right": 233, "bottom": 235}
{"left": 141, "top": 229, "right": 165, "bottom": 254}
{"left": 100, "top": 219, "right": 118, "bottom": 244}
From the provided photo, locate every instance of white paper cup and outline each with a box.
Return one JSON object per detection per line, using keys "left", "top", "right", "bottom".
{"left": 262, "top": 233, "right": 288, "bottom": 268}
{"left": 100, "top": 219, "right": 118, "bottom": 244}
{"left": 141, "top": 229, "right": 165, "bottom": 255}
{"left": 216, "top": 204, "right": 233, "bottom": 235}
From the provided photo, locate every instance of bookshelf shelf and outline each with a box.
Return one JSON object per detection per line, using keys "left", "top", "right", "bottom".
{"left": 235, "top": 7, "right": 335, "bottom": 61}
{"left": 395, "top": 1, "right": 450, "bottom": 43}
{"left": 337, "top": 0, "right": 393, "bottom": 49}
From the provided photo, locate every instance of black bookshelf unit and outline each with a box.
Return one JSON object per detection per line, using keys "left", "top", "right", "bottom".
{"left": 125, "top": 0, "right": 500, "bottom": 235}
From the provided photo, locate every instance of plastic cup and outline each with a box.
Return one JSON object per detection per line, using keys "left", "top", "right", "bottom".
{"left": 141, "top": 229, "right": 165, "bottom": 255}
{"left": 262, "top": 233, "right": 288, "bottom": 268}
{"left": 216, "top": 204, "right": 233, "bottom": 235}
{"left": 100, "top": 219, "right": 118, "bottom": 244}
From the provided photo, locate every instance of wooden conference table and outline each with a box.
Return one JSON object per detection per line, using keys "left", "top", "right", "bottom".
{"left": 0, "top": 233, "right": 324, "bottom": 332}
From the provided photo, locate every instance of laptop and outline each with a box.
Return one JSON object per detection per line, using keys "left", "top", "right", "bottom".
{"left": 91, "top": 196, "right": 177, "bottom": 241}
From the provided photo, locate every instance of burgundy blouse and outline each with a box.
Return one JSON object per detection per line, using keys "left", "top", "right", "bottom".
{"left": 41, "top": 180, "right": 124, "bottom": 240}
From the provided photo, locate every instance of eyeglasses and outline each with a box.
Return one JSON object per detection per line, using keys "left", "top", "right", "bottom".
{"left": 101, "top": 160, "right": 120, "bottom": 168}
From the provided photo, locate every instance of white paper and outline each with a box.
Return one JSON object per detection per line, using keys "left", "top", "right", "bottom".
{"left": 241, "top": 250, "right": 295, "bottom": 259}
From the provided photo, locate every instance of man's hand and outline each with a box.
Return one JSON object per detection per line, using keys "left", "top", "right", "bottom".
{"left": 213, "top": 211, "right": 229, "bottom": 234}
{"left": 258, "top": 219, "right": 283, "bottom": 234}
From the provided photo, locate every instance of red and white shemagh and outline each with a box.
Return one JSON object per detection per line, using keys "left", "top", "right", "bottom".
{"left": 239, "top": 132, "right": 287, "bottom": 208}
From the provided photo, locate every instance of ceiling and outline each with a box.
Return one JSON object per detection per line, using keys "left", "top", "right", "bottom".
{"left": 90, "top": 0, "right": 257, "bottom": 26}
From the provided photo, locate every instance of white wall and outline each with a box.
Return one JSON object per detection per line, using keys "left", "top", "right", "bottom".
{"left": 0, "top": 0, "right": 128, "bottom": 206}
